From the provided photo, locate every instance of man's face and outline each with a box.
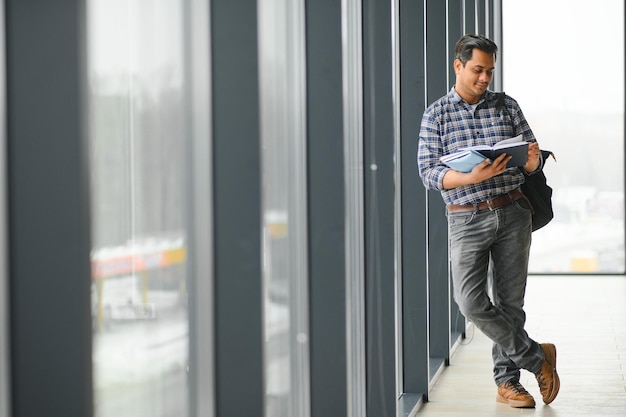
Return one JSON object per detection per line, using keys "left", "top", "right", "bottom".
{"left": 454, "top": 48, "right": 495, "bottom": 104}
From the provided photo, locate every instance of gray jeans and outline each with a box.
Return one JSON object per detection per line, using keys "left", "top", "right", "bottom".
{"left": 447, "top": 196, "right": 545, "bottom": 386}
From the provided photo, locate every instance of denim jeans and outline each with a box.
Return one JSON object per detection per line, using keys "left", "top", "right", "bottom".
{"left": 447, "top": 196, "right": 545, "bottom": 386}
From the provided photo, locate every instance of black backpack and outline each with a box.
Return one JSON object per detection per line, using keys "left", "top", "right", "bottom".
{"left": 521, "top": 150, "right": 555, "bottom": 232}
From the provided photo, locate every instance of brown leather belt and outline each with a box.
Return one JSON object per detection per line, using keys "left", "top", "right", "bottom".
{"left": 447, "top": 189, "right": 525, "bottom": 213}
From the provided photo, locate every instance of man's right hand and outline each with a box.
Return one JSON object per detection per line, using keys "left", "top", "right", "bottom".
{"left": 442, "top": 153, "right": 512, "bottom": 189}
{"left": 471, "top": 153, "right": 512, "bottom": 181}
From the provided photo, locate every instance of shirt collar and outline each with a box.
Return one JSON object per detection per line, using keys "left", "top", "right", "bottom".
{"left": 448, "top": 86, "right": 497, "bottom": 107}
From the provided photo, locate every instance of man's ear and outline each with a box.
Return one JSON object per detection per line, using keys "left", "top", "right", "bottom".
{"left": 453, "top": 58, "right": 462, "bottom": 74}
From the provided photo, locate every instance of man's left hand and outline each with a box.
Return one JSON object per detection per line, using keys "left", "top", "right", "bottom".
{"left": 524, "top": 142, "right": 541, "bottom": 173}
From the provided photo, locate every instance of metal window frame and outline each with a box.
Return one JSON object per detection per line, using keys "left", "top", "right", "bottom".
{"left": 185, "top": 0, "right": 215, "bottom": 416}
{"left": 0, "top": 1, "right": 10, "bottom": 414}
{"left": 342, "top": 1, "right": 367, "bottom": 416}
{"left": 391, "top": 0, "right": 403, "bottom": 401}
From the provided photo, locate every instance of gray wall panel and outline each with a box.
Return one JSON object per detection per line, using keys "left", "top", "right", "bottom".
{"left": 399, "top": 0, "right": 429, "bottom": 398}
{"left": 363, "top": 0, "right": 396, "bottom": 414}
{"left": 425, "top": 0, "right": 452, "bottom": 367}
{"left": 447, "top": 2, "right": 467, "bottom": 340}
{"left": 306, "top": 1, "right": 348, "bottom": 416}
{"left": 211, "top": 0, "right": 264, "bottom": 415}
{"left": 5, "top": 1, "right": 93, "bottom": 416}
{"left": 0, "top": 1, "right": 9, "bottom": 415}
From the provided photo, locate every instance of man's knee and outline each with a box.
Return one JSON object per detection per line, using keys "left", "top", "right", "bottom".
{"left": 456, "top": 295, "right": 493, "bottom": 322}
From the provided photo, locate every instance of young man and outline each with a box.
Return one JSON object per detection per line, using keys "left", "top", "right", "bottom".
{"left": 417, "top": 34, "right": 560, "bottom": 408}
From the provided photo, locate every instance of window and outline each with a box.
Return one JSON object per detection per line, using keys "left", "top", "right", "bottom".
{"left": 503, "top": 0, "right": 625, "bottom": 273}
{"left": 258, "top": 0, "right": 310, "bottom": 415}
{"left": 87, "top": 1, "right": 210, "bottom": 415}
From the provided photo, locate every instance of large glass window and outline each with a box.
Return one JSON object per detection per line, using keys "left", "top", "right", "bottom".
{"left": 86, "top": 1, "right": 209, "bottom": 415}
{"left": 503, "top": 0, "right": 625, "bottom": 273}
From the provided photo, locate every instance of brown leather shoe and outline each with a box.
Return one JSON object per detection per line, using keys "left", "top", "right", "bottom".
{"left": 536, "top": 343, "right": 560, "bottom": 404}
{"left": 496, "top": 381, "right": 536, "bottom": 408}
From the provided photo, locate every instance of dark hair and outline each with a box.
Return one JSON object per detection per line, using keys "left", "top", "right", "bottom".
{"left": 454, "top": 34, "right": 498, "bottom": 65}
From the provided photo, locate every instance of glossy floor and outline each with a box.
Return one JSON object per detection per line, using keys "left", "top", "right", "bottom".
{"left": 414, "top": 275, "right": 626, "bottom": 416}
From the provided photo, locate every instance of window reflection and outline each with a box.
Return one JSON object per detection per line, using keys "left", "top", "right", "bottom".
{"left": 87, "top": 0, "right": 191, "bottom": 415}
{"left": 258, "top": 0, "right": 310, "bottom": 415}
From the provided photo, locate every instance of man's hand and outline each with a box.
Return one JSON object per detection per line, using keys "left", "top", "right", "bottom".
{"left": 471, "top": 153, "right": 511, "bottom": 181}
{"left": 524, "top": 142, "right": 541, "bottom": 173}
{"left": 442, "top": 153, "right": 512, "bottom": 189}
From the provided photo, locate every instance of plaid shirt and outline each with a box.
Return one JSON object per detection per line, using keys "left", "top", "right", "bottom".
{"left": 418, "top": 87, "right": 538, "bottom": 206}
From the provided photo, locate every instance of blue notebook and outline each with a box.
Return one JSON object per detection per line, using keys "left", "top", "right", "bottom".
{"left": 440, "top": 149, "right": 486, "bottom": 173}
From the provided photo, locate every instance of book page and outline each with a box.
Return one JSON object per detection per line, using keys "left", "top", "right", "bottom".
{"left": 495, "top": 134, "right": 524, "bottom": 146}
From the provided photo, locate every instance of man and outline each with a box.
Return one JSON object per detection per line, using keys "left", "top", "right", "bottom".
{"left": 417, "top": 34, "right": 560, "bottom": 408}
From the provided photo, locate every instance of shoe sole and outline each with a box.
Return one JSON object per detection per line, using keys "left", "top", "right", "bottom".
{"left": 542, "top": 343, "right": 561, "bottom": 404}
{"left": 496, "top": 394, "right": 536, "bottom": 408}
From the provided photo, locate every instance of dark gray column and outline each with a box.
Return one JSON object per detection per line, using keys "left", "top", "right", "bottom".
{"left": 425, "top": 0, "right": 452, "bottom": 374}
{"left": 447, "top": 3, "right": 467, "bottom": 343}
{"left": 475, "top": 0, "right": 486, "bottom": 35}
{"left": 464, "top": 0, "right": 476, "bottom": 34}
{"left": 399, "top": 0, "right": 429, "bottom": 401}
{"left": 448, "top": 5, "right": 463, "bottom": 88}
{"left": 0, "top": 3, "right": 10, "bottom": 416}
{"left": 5, "top": 1, "right": 93, "bottom": 416}
{"left": 211, "top": 0, "right": 264, "bottom": 416}
{"left": 362, "top": 0, "right": 396, "bottom": 415}
{"left": 305, "top": 1, "right": 347, "bottom": 417}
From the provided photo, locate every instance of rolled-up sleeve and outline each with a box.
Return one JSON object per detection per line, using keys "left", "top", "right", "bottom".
{"left": 418, "top": 108, "right": 449, "bottom": 191}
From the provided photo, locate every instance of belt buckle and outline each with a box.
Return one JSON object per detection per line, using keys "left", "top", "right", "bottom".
{"left": 486, "top": 198, "right": 495, "bottom": 211}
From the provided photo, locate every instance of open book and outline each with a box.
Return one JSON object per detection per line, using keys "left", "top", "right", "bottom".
{"left": 440, "top": 134, "right": 528, "bottom": 172}
{"left": 439, "top": 149, "right": 486, "bottom": 173}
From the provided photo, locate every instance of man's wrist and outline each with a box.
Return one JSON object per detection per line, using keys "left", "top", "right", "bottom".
{"left": 522, "top": 165, "right": 539, "bottom": 174}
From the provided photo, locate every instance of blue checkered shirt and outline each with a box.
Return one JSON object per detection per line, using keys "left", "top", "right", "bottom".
{"left": 418, "top": 88, "right": 538, "bottom": 206}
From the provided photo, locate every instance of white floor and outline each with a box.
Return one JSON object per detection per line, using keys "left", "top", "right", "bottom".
{"left": 414, "top": 275, "right": 626, "bottom": 416}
